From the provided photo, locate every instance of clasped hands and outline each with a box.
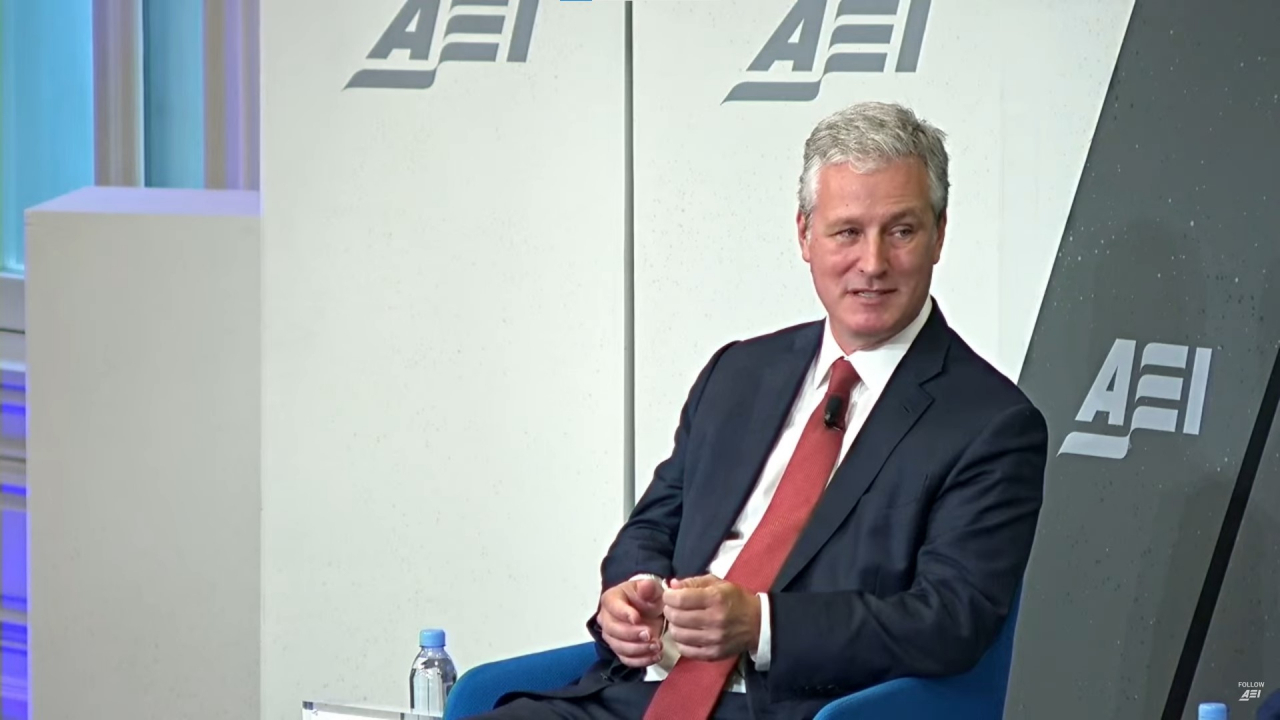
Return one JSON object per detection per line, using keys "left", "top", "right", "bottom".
{"left": 597, "top": 575, "right": 761, "bottom": 668}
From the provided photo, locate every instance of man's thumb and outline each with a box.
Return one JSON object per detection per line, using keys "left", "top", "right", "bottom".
{"left": 634, "top": 577, "right": 664, "bottom": 604}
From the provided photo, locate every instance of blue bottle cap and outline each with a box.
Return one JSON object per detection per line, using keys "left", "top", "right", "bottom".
{"left": 419, "top": 628, "right": 446, "bottom": 648}
{"left": 1198, "top": 702, "right": 1227, "bottom": 720}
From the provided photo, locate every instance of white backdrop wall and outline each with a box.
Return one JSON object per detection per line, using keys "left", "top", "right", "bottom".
{"left": 631, "top": 0, "right": 1135, "bottom": 496}
{"left": 261, "top": 0, "right": 1137, "bottom": 716}
{"left": 260, "top": 0, "right": 628, "bottom": 717}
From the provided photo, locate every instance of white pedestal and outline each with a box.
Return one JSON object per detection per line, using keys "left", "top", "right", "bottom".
{"left": 25, "top": 186, "right": 261, "bottom": 720}
{"left": 302, "top": 700, "right": 433, "bottom": 720}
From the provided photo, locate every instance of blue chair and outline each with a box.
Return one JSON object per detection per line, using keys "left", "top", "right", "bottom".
{"left": 445, "top": 591, "right": 1022, "bottom": 719}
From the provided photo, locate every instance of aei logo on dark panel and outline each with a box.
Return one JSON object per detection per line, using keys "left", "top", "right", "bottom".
{"left": 345, "top": 0, "right": 540, "bottom": 91}
{"left": 1058, "top": 338, "right": 1214, "bottom": 460}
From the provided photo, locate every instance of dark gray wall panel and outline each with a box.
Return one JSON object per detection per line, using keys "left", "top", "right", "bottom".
{"left": 1186, "top": 418, "right": 1280, "bottom": 715}
{"left": 1005, "top": 0, "right": 1280, "bottom": 717}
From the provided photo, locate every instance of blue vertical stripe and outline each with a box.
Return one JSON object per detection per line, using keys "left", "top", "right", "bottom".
{"left": 1, "top": 510, "right": 24, "bottom": 613}
{"left": 142, "top": 0, "right": 204, "bottom": 188}
{"left": 0, "top": 0, "right": 95, "bottom": 275}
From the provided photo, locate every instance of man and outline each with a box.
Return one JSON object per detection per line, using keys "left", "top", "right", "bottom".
{"left": 1260, "top": 690, "right": 1280, "bottom": 720}
{"left": 480, "top": 101, "right": 1048, "bottom": 719}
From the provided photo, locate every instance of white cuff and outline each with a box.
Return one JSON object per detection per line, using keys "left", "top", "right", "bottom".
{"left": 749, "top": 592, "right": 771, "bottom": 672}
{"left": 629, "top": 573, "right": 667, "bottom": 588}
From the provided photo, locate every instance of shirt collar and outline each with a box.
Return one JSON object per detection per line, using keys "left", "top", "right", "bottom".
{"left": 812, "top": 296, "right": 933, "bottom": 394}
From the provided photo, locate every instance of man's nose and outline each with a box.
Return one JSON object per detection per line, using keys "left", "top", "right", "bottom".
{"left": 857, "top": 235, "right": 889, "bottom": 276}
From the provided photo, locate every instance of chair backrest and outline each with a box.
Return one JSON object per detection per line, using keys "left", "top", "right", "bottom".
{"left": 961, "top": 585, "right": 1023, "bottom": 698}
{"left": 810, "top": 587, "right": 1025, "bottom": 719}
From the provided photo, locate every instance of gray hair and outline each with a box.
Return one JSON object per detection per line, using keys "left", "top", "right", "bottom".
{"left": 798, "top": 101, "right": 949, "bottom": 226}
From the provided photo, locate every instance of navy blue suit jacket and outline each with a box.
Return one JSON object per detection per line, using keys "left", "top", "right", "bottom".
{"left": 561, "top": 304, "right": 1046, "bottom": 718}
{"left": 1259, "top": 689, "right": 1280, "bottom": 720}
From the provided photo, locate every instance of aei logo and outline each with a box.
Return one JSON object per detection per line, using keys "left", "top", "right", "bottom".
{"left": 346, "top": 0, "right": 539, "bottom": 91}
{"left": 1058, "top": 338, "right": 1213, "bottom": 460}
{"left": 724, "top": 0, "right": 932, "bottom": 103}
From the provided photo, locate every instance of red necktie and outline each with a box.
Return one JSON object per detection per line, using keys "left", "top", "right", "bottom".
{"left": 642, "top": 358, "right": 861, "bottom": 720}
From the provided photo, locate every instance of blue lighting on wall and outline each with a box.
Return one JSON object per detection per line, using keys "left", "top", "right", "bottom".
{"left": 0, "top": 405, "right": 21, "bottom": 447}
{"left": 143, "top": 0, "right": 205, "bottom": 188}
{"left": 1, "top": 511, "right": 24, "bottom": 615}
{"left": 1, "top": 628, "right": 26, "bottom": 720}
{"left": 0, "top": 368, "right": 25, "bottom": 720}
{"left": 0, "top": 0, "right": 95, "bottom": 275}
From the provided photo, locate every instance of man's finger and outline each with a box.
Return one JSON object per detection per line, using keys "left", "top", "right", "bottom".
{"left": 663, "top": 586, "right": 714, "bottom": 610}
{"left": 673, "top": 642, "right": 721, "bottom": 662}
{"left": 606, "top": 637, "right": 661, "bottom": 659}
{"left": 669, "top": 574, "right": 720, "bottom": 590}
{"left": 662, "top": 605, "right": 710, "bottom": 630}
{"left": 600, "top": 617, "right": 655, "bottom": 644}
{"left": 617, "top": 652, "right": 663, "bottom": 669}
{"left": 601, "top": 592, "right": 641, "bottom": 625}
{"left": 667, "top": 624, "right": 717, "bottom": 649}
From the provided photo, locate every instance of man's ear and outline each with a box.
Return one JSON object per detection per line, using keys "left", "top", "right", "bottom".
{"left": 796, "top": 209, "right": 812, "bottom": 263}
{"left": 931, "top": 210, "right": 947, "bottom": 263}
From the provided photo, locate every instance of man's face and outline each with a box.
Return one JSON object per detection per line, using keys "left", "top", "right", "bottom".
{"left": 797, "top": 157, "right": 945, "bottom": 353}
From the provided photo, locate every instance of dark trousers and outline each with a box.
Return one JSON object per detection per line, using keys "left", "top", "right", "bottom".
{"left": 468, "top": 680, "right": 751, "bottom": 720}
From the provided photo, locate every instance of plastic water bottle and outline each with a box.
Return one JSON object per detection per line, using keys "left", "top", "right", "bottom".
{"left": 1199, "top": 702, "right": 1228, "bottom": 720}
{"left": 409, "top": 628, "right": 457, "bottom": 718}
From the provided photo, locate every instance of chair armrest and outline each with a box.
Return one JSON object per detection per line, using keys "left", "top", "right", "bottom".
{"left": 815, "top": 675, "right": 1004, "bottom": 720}
{"left": 444, "top": 643, "right": 598, "bottom": 719}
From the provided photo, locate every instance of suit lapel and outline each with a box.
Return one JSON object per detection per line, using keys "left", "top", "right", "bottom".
{"left": 688, "top": 323, "right": 823, "bottom": 575}
{"left": 773, "top": 306, "right": 951, "bottom": 589}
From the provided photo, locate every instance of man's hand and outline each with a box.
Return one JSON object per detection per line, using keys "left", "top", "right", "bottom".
{"left": 662, "top": 575, "right": 761, "bottom": 662}
{"left": 597, "top": 577, "right": 666, "bottom": 668}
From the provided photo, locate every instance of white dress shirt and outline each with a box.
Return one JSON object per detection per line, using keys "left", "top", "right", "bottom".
{"left": 641, "top": 297, "right": 932, "bottom": 691}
